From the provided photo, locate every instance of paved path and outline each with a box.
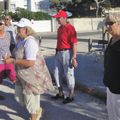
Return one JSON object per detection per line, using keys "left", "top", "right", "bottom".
{"left": 0, "top": 81, "right": 108, "bottom": 120}
{"left": 0, "top": 31, "right": 107, "bottom": 120}
{"left": 40, "top": 37, "right": 106, "bottom": 100}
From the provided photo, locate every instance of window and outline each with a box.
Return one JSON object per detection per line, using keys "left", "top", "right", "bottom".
{"left": 10, "top": 4, "right": 16, "bottom": 11}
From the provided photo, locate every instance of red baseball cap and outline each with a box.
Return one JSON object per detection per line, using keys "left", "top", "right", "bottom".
{"left": 52, "top": 10, "right": 68, "bottom": 18}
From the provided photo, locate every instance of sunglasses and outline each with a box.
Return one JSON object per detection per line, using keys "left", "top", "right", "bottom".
{"left": 4, "top": 18, "right": 10, "bottom": 21}
{"left": 0, "top": 23, "right": 3, "bottom": 26}
{"left": 105, "top": 21, "right": 115, "bottom": 26}
{"left": 17, "top": 27, "right": 23, "bottom": 29}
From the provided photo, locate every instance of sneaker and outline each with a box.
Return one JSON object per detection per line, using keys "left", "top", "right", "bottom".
{"left": 63, "top": 97, "right": 74, "bottom": 104}
{"left": 51, "top": 94, "right": 64, "bottom": 100}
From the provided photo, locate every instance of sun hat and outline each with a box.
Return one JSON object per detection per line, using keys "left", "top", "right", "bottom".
{"left": 52, "top": 10, "right": 68, "bottom": 18}
{"left": 16, "top": 18, "right": 32, "bottom": 27}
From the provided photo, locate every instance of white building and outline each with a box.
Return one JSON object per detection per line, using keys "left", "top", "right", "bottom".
{"left": 1, "top": 0, "right": 51, "bottom": 12}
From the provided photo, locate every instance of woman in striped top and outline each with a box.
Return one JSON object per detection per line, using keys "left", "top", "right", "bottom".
{"left": 0, "top": 19, "right": 16, "bottom": 84}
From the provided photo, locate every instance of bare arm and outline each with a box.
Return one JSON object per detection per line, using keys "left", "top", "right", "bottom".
{"left": 72, "top": 43, "right": 77, "bottom": 59}
{"left": 71, "top": 43, "right": 78, "bottom": 68}
{"left": 15, "top": 59, "right": 35, "bottom": 67}
{"left": 4, "top": 58, "right": 35, "bottom": 68}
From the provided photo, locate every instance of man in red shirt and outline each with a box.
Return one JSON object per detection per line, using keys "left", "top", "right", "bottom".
{"left": 52, "top": 10, "right": 78, "bottom": 104}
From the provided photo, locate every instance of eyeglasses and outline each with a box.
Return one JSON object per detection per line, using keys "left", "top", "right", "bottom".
{"left": 105, "top": 21, "right": 115, "bottom": 26}
{"left": 0, "top": 23, "right": 3, "bottom": 26}
{"left": 4, "top": 18, "right": 10, "bottom": 21}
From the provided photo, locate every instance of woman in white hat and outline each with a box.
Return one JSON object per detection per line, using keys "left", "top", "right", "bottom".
{"left": 4, "top": 18, "right": 54, "bottom": 120}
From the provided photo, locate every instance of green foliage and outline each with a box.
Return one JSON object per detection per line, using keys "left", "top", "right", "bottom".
{"left": 50, "top": 0, "right": 60, "bottom": 4}
{"left": 0, "top": 10, "right": 5, "bottom": 19}
{"left": 101, "top": 0, "right": 111, "bottom": 9}
{"left": 50, "top": 0, "right": 112, "bottom": 17}
{"left": 0, "top": 8, "right": 51, "bottom": 21}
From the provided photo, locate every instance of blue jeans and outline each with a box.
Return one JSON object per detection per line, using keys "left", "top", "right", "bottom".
{"left": 54, "top": 50, "right": 75, "bottom": 90}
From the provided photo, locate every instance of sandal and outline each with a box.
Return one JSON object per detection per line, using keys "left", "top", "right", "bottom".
{"left": 36, "top": 107, "right": 43, "bottom": 120}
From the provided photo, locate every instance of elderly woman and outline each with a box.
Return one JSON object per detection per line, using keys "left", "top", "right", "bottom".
{"left": 4, "top": 18, "right": 54, "bottom": 120}
{"left": 103, "top": 13, "right": 120, "bottom": 120}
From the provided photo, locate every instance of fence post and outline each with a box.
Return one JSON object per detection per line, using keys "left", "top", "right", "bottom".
{"left": 38, "top": 36, "right": 42, "bottom": 46}
{"left": 88, "top": 38, "right": 92, "bottom": 52}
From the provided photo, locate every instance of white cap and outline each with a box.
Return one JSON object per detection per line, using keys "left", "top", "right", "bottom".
{"left": 16, "top": 18, "right": 32, "bottom": 27}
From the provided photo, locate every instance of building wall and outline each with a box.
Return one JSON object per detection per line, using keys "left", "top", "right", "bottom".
{"left": 72, "top": 18, "right": 104, "bottom": 31}
{"left": 50, "top": 18, "right": 104, "bottom": 32}
{"left": 0, "top": 1, "right": 4, "bottom": 10}
{"left": 31, "top": 20, "right": 51, "bottom": 32}
{"left": 8, "top": 0, "right": 27, "bottom": 12}
{"left": 8, "top": 0, "right": 50, "bottom": 12}
{"left": 0, "top": 0, "right": 9, "bottom": 11}
{"left": 13, "top": 18, "right": 105, "bottom": 33}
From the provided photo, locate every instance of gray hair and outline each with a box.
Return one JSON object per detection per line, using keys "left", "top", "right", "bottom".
{"left": 26, "top": 26, "right": 36, "bottom": 36}
{"left": 106, "top": 12, "right": 120, "bottom": 23}
{"left": 25, "top": 26, "right": 41, "bottom": 41}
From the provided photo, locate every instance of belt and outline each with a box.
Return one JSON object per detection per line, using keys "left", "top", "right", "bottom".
{"left": 56, "top": 48, "right": 71, "bottom": 51}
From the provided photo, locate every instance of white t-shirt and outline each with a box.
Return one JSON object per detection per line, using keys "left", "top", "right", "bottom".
{"left": 24, "top": 36, "right": 39, "bottom": 60}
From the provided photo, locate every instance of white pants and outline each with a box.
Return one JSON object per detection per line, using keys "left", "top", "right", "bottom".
{"left": 15, "top": 81, "right": 40, "bottom": 114}
{"left": 107, "top": 88, "right": 120, "bottom": 120}
{"left": 54, "top": 50, "right": 75, "bottom": 90}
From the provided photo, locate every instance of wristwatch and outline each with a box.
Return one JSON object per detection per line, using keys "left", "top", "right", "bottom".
{"left": 72, "top": 57, "right": 76, "bottom": 60}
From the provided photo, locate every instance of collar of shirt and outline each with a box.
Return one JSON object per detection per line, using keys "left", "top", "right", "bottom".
{"left": 16, "top": 38, "right": 25, "bottom": 49}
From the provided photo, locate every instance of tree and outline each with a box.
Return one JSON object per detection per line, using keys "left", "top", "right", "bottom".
{"left": 75, "top": 0, "right": 111, "bottom": 17}
{"left": 109, "top": 0, "right": 120, "bottom": 7}
{"left": 94, "top": 0, "right": 106, "bottom": 17}
{"left": 0, "top": 10, "right": 5, "bottom": 19}
{"left": 50, "top": 0, "right": 82, "bottom": 17}
{"left": 5, "top": 8, "right": 51, "bottom": 21}
{"left": 50, "top": 0, "right": 111, "bottom": 17}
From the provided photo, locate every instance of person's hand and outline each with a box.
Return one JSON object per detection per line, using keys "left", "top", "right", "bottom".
{"left": 4, "top": 57, "right": 14, "bottom": 64}
{"left": 71, "top": 59, "right": 78, "bottom": 68}
{"left": 2, "top": 53, "right": 10, "bottom": 60}
{"left": 12, "top": 79, "right": 16, "bottom": 84}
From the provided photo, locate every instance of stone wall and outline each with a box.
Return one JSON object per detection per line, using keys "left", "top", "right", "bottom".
{"left": 13, "top": 18, "right": 105, "bottom": 32}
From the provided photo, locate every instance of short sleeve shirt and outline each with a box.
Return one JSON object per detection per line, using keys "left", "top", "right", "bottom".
{"left": 57, "top": 23, "right": 77, "bottom": 49}
{"left": 0, "top": 32, "right": 11, "bottom": 63}
{"left": 5, "top": 25, "right": 16, "bottom": 44}
{"left": 24, "top": 36, "right": 39, "bottom": 60}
